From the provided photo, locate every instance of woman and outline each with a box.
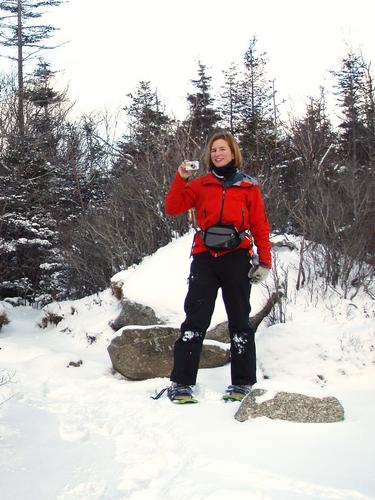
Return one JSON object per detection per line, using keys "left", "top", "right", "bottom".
{"left": 157, "top": 130, "right": 271, "bottom": 404}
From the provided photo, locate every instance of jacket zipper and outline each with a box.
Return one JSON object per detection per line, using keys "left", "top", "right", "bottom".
{"left": 218, "top": 187, "right": 226, "bottom": 223}
{"left": 205, "top": 187, "right": 226, "bottom": 225}
{"left": 220, "top": 187, "right": 245, "bottom": 231}
{"left": 210, "top": 188, "right": 226, "bottom": 258}
{"left": 204, "top": 185, "right": 242, "bottom": 257}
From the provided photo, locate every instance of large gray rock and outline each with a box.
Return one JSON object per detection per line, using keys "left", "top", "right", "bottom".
{"left": 235, "top": 389, "right": 345, "bottom": 423}
{"left": 206, "top": 321, "right": 229, "bottom": 343}
{"left": 108, "top": 326, "right": 229, "bottom": 380}
{"left": 109, "top": 298, "right": 163, "bottom": 331}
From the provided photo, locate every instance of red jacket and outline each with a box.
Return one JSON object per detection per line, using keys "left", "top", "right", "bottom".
{"left": 165, "top": 172, "right": 272, "bottom": 268}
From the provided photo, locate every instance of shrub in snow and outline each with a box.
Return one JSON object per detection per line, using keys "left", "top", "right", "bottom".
{"left": 110, "top": 279, "right": 123, "bottom": 300}
{"left": 0, "top": 302, "right": 11, "bottom": 330}
{"left": 0, "top": 311, "right": 10, "bottom": 331}
{"left": 0, "top": 370, "right": 14, "bottom": 406}
{"left": 38, "top": 311, "right": 64, "bottom": 329}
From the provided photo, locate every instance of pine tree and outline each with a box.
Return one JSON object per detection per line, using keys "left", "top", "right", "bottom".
{"left": 0, "top": 0, "right": 64, "bottom": 135}
{"left": 363, "top": 64, "right": 375, "bottom": 162}
{"left": 284, "top": 91, "right": 338, "bottom": 229}
{"left": 63, "top": 116, "right": 111, "bottom": 213}
{"left": 218, "top": 62, "right": 243, "bottom": 135}
{"left": 122, "top": 80, "right": 172, "bottom": 158}
{"left": 0, "top": 60, "right": 71, "bottom": 304}
{"left": 289, "top": 91, "right": 337, "bottom": 174}
{"left": 0, "top": 1, "right": 69, "bottom": 302}
{"left": 115, "top": 79, "right": 176, "bottom": 219}
{"left": 239, "top": 36, "right": 275, "bottom": 171}
{"left": 331, "top": 50, "right": 372, "bottom": 165}
{"left": 185, "top": 62, "right": 220, "bottom": 145}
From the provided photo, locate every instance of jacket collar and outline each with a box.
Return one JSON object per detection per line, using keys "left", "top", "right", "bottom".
{"left": 201, "top": 172, "right": 256, "bottom": 187}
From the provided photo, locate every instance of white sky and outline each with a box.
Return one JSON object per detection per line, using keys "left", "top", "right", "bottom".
{"left": 2, "top": 0, "right": 375, "bottom": 122}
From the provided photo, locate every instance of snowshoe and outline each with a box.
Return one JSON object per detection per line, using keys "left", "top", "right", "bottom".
{"left": 151, "top": 383, "right": 198, "bottom": 404}
{"left": 223, "top": 384, "right": 252, "bottom": 402}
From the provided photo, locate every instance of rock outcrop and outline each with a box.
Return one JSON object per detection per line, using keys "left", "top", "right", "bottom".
{"left": 108, "top": 326, "right": 229, "bottom": 380}
{"left": 235, "top": 388, "right": 345, "bottom": 423}
{"left": 109, "top": 298, "right": 163, "bottom": 331}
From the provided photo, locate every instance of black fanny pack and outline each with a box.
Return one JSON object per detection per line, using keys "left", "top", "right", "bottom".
{"left": 202, "top": 224, "right": 244, "bottom": 250}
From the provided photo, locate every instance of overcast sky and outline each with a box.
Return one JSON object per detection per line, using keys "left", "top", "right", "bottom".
{"left": 2, "top": 0, "right": 375, "bottom": 122}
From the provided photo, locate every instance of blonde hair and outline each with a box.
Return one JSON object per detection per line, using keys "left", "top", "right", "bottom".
{"left": 204, "top": 130, "right": 243, "bottom": 169}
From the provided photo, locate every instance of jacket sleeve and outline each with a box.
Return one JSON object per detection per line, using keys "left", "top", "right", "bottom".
{"left": 248, "top": 186, "right": 272, "bottom": 269}
{"left": 165, "top": 173, "right": 198, "bottom": 216}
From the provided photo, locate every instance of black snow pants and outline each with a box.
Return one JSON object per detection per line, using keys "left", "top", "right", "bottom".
{"left": 170, "top": 248, "right": 256, "bottom": 386}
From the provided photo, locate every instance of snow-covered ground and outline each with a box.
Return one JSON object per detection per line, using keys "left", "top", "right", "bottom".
{"left": 1, "top": 232, "right": 374, "bottom": 500}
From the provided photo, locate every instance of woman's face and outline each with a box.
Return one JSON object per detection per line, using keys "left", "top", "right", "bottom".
{"left": 210, "top": 138, "right": 234, "bottom": 168}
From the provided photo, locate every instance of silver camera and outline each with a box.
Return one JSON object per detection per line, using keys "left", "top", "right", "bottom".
{"left": 185, "top": 161, "right": 199, "bottom": 171}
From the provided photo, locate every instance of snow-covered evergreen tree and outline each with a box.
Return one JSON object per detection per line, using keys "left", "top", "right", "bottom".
{"left": 0, "top": 61, "right": 69, "bottom": 303}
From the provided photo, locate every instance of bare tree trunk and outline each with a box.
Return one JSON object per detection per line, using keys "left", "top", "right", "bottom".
{"left": 69, "top": 143, "right": 85, "bottom": 210}
{"left": 17, "top": 0, "right": 24, "bottom": 136}
{"left": 206, "top": 291, "right": 284, "bottom": 343}
{"left": 248, "top": 291, "right": 284, "bottom": 331}
{"left": 296, "top": 236, "right": 305, "bottom": 291}
{"left": 272, "top": 78, "right": 278, "bottom": 149}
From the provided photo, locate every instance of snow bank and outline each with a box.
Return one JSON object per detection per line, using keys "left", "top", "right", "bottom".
{"left": 1, "top": 233, "right": 374, "bottom": 500}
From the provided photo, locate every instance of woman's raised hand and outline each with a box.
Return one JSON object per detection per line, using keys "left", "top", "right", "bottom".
{"left": 178, "top": 160, "right": 194, "bottom": 180}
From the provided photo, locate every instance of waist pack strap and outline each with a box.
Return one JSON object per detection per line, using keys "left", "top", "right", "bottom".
{"left": 199, "top": 229, "right": 247, "bottom": 239}
{"left": 200, "top": 224, "right": 249, "bottom": 251}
